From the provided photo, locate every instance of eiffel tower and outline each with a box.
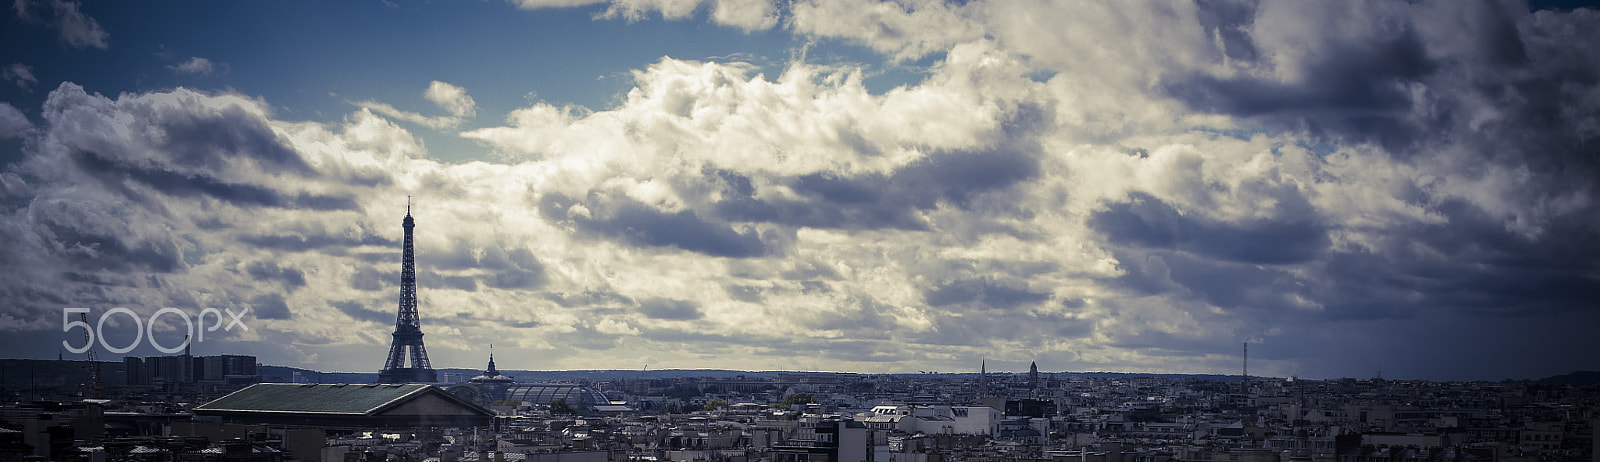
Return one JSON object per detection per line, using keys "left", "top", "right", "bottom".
{"left": 378, "top": 200, "right": 437, "bottom": 383}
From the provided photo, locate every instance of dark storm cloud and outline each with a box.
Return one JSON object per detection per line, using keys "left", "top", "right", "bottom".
{"left": 143, "top": 101, "right": 314, "bottom": 175}
{"left": 241, "top": 230, "right": 396, "bottom": 252}
{"left": 1090, "top": 191, "right": 1328, "bottom": 265}
{"left": 634, "top": 325, "right": 741, "bottom": 346}
{"left": 1105, "top": 4, "right": 1600, "bottom": 377}
{"left": 853, "top": 141, "right": 1041, "bottom": 205}
{"left": 1166, "top": 36, "right": 1437, "bottom": 152}
{"left": 1170, "top": 3, "right": 1600, "bottom": 183}
{"left": 19, "top": 83, "right": 359, "bottom": 214}
{"left": 419, "top": 271, "right": 479, "bottom": 292}
{"left": 922, "top": 277, "right": 1050, "bottom": 310}
{"left": 251, "top": 293, "right": 292, "bottom": 320}
{"left": 723, "top": 284, "right": 765, "bottom": 303}
{"left": 0, "top": 281, "right": 69, "bottom": 308}
{"left": 903, "top": 307, "right": 1095, "bottom": 350}
{"left": 430, "top": 311, "right": 540, "bottom": 330}
{"left": 428, "top": 238, "right": 547, "bottom": 290}
{"left": 799, "top": 296, "right": 894, "bottom": 333}
{"left": 1105, "top": 248, "right": 1316, "bottom": 328}
{"left": 68, "top": 149, "right": 356, "bottom": 210}
{"left": 0, "top": 203, "right": 167, "bottom": 324}
{"left": 1167, "top": 28, "right": 1433, "bottom": 118}
{"left": 244, "top": 261, "right": 306, "bottom": 290}
{"left": 332, "top": 299, "right": 393, "bottom": 324}
{"left": 1194, "top": 0, "right": 1260, "bottom": 62}
{"left": 350, "top": 266, "right": 395, "bottom": 292}
{"left": 1314, "top": 198, "right": 1600, "bottom": 320}
{"left": 713, "top": 146, "right": 1041, "bottom": 231}
{"left": 700, "top": 103, "right": 1051, "bottom": 234}
{"left": 39, "top": 83, "right": 312, "bottom": 174}
{"left": 1111, "top": 330, "right": 1234, "bottom": 358}
{"left": 41, "top": 221, "right": 184, "bottom": 273}
{"left": 633, "top": 323, "right": 917, "bottom": 363}
{"left": 484, "top": 267, "right": 543, "bottom": 290}
{"left": 902, "top": 314, "right": 1010, "bottom": 347}
{"left": 768, "top": 338, "right": 914, "bottom": 363}
{"left": 1161, "top": 252, "right": 1306, "bottom": 313}
{"left": 638, "top": 298, "right": 703, "bottom": 320}
{"left": 1472, "top": 0, "right": 1531, "bottom": 67}
{"left": 1467, "top": 11, "right": 1600, "bottom": 187}
{"left": 549, "top": 324, "right": 624, "bottom": 350}
{"left": 1086, "top": 192, "right": 1594, "bottom": 328}
{"left": 352, "top": 250, "right": 400, "bottom": 264}
{"left": 428, "top": 238, "right": 484, "bottom": 270}
{"left": 541, "top": 192, "right": 769, "bottom": 258}
{"left": 1036, "top": 312, "right": 1095, "bottom": 339}
{"left": 545, "top": 290, "right": 635, "bottom": 309}
{"left": 31, "top": 202, "right": 186, "bottom": 273}
{"left": 1096, "top": 195, "right": 1599, "bottom": 364}
{"left": 779, "top": 260, "right": 841, "bottom": 280}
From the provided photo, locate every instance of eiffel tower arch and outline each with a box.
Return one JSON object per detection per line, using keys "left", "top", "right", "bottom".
{"left": 378, "top": 201, "right": 437, "bottom": 383}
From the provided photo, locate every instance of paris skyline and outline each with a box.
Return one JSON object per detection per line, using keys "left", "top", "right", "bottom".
{"left": 1, "top": 0, "right": 1597, "bottom": 381}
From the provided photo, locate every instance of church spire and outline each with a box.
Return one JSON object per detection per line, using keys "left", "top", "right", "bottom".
{"left": 979, "top": 359, "right": 987, "bottom": 399}
{"left": 486, "top": 344, "right": 498, "bottom": 375}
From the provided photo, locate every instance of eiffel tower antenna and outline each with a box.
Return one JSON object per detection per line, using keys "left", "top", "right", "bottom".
{"left": 378, "top": 200, "right": 436, "bottom": 383}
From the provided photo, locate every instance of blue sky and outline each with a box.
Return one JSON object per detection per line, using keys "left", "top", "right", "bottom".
{"left": 0, "top": 1, "right": 935, "bottom": 162}
{"left": 1, "top": 0, "right": 1598, "bottom": 381}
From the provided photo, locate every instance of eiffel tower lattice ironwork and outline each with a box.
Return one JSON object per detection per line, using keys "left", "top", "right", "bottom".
{"left": 378, "top": 200, "right": 437, "bottom": 383}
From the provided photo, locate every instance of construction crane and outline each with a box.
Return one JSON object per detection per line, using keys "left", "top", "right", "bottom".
{"left": 80, "top": 313, "right": 103, "bottom": 398}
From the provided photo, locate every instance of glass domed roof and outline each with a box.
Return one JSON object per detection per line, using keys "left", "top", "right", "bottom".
{"left": 503, "top": 384, "right": 610, "bottom": 407}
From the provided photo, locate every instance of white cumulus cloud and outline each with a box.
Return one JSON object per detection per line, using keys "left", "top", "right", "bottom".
{"left": 425, "top": 80, "right": 477, "bottom": 118}
{"left": 358, "top": 80, "right": 478, "bottom": 130}
{"left": 167, "top": 57, "right": 217, "bottom": 75}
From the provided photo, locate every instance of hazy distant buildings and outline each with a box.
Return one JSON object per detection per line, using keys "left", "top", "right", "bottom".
{"left": 10, "top": 365, "right": 1600, "bottom": 461}
{"left": 123, "top": 353, "right": 257, "bottom": 390}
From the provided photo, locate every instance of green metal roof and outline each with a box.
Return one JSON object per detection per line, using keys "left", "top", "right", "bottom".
{"left": 195, "top": 383, "right": 440, "bottom": 415}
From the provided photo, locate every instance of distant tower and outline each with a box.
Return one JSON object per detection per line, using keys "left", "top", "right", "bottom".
{"left": 468, "top": 344, "right": 515, "bottom": 402}
{"left": 979, "top": 359, "right": 987, "bottom": 399}
{"left": 379, "top": 200, "right": 437, "bottom": 383}
{"left": 1029, "top": 361, "right": 1039, "bottom": 388}
{"left": 1242, "top": 342, "right": 1249, "bottom": 392}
